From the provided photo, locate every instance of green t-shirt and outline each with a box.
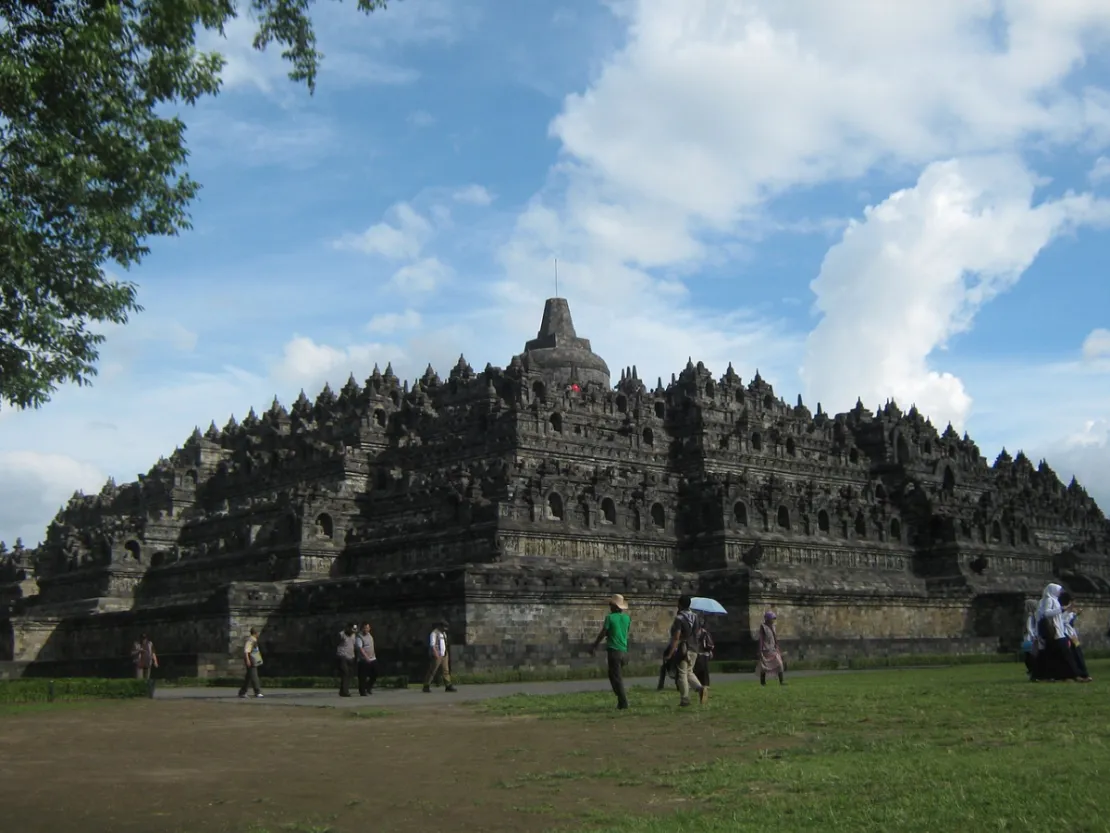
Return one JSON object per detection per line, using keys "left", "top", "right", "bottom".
{"left": 603, "top": 612, "right": 631, "bottom": 652}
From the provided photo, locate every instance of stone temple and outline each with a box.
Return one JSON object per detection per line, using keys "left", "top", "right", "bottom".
{"left": 2, "top": 298, "right": 1110, "bottom": 678}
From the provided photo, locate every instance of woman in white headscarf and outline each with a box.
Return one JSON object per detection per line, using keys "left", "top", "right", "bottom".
{"left": 1021, "top": 599, "right": 1040, "bottom": 680}
{"left": 1036, "top": 583, "right": 1080, "bottom": 681}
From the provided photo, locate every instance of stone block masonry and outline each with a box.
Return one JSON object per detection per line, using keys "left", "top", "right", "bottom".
{"left": 3, "top": 298, "right": 1109, "bottom": 675}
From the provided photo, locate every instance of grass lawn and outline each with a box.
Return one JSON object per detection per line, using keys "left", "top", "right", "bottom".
{"left": 479, "top": 660, "right": 1110, "bottom": 832}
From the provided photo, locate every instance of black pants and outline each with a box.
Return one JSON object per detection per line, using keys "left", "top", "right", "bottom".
{"left": 238, "top": 666, "right": 261, "bottom": 696}
{"left": 607, "top": 649, "right": 629, "bottom": 708}
{"left": 694, "top": 653, "right": 711, "bottom": 687}
{"left": 1072, "top": 644, "right": 1090, "bottom": 679}
{"left": 357, "top": 660, "right": 378, "bottom": 695}
{"left": 337, "top": 657, "right": 355, "bottom": 696}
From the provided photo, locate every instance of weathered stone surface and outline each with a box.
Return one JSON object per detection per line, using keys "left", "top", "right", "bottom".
{"left": 3, "top": 298, "right": 1109, "bottom": 677}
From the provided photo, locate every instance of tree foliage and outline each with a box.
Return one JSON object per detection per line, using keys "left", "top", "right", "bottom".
{"left": 0, "top": 0, "right": 390, "bottom": 410}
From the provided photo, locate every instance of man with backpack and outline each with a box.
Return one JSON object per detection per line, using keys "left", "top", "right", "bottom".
{"left": 693, "top": 615, "right": 715, "bottom": 702}
{"left": 664, "top": 595, "right": 706, "bottom": 707}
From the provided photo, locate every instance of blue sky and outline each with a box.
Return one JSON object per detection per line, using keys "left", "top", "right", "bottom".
{"left": 3, "top": 0, "right": 1110, "bottom": 545}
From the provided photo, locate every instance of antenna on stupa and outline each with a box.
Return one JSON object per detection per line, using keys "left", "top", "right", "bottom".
{"left": 554, "top": 258, "right": 559, "bottom": 297}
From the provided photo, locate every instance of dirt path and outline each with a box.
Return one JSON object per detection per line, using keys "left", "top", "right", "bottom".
{"left": 0, "top": 697, "right": 730, "bottom": 833}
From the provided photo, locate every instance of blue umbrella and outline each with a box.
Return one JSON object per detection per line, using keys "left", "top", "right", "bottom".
{"left": 690, "top": 597, "right": 727, "bottom": 615}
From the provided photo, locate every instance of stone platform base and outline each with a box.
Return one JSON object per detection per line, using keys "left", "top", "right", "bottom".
{"left": 5, "top": 562, "right": 1105, "bottom": 679}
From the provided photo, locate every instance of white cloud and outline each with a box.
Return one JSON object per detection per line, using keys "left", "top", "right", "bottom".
{"left": 1090, "top": 156, "right": 1110, "bottom": 183}
{"left": 452, "top": 185, "right": 495, "bottom": 206}
{"left": 0, "top": 452, "right": 105, "bottom": 546}
{"left": 390, "top": 257, "right": 452, "bottom": 294}
{"left": 802, "top": 156, "right": 1110, "bottom": 429}
{"left": 333, "top": 203, "right": 432, "bottom": 259}
{"left": 271, "top": 336, "right": 404, "bottom": 390}
{"left": 1083, "top": 328, "right": 1110, "bottom": 360}
{"left": 408, "top": 110, "right": 436, "bottom": 128}
{"left": 366, "top": 309, "right": 423, "bottom": 335}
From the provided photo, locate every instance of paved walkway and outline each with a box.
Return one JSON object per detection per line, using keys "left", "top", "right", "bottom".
{"left": 156, "top": 670, "right": 840, "bottom": 710}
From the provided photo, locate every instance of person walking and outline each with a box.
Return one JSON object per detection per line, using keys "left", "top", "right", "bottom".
{"left": 237, "top": 627, "right": 264, "bottom": 698}
{"left": 423, "top": 621, "right": 458, "bottom": 693}
{"left": 591, "top": 593, "right": 631, "bottom": 710}
{"left": 336, "top": 622, "right": 357, "bottom": 697}
{"left": 664, "top": 595, "right": 705, "bottom": 707}
{"left": 693, "top": 614, "right": 715, "bottom": 702}
{"left": 131, "top": 634, "right": 158, "bottom": 680}
{"left": 356, "top": 622, "right": 379, "bottom": 696}
{"left": 758, "top": 611, "right": 786, "bottom": 686}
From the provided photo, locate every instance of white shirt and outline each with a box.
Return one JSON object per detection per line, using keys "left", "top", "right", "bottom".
{"left": 429, "top": 628, "right": 447, "bottom": 656}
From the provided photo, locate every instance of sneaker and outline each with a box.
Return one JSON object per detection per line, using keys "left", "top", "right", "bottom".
{"left": 255, "top": 693, "right": 264, "bottom": 698}
{"left": 679, "top": 698, "right": 691, "bottom": 707}
{"left": 422, "top": 685, "right": 432, "bottom": 693}
{"left": 445, "top": 685, "right": 458, "bottom": 693}
{"left": 238, "top": 693, "right": 247, "bottom": 699}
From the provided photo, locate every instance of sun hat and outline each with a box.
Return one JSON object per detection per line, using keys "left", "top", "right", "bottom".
{"left": 610, "top": 593, "right": 629, "bottom": 610}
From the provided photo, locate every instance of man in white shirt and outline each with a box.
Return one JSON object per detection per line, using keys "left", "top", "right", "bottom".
{"left": 423, "top": 620, "right": 458, "bottom": 693}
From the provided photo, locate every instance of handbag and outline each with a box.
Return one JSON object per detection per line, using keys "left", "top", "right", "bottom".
{"left": 250, "top": 648, "right": 263, "bottom": 667}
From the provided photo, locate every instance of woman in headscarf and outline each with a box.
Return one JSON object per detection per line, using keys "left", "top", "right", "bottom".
{"left": 757, "top": 610, "right": 786, "bottom": 686}
{"left": 1021, "top": 598, "right": 1040, "bottom": 680}
{"left": 1036, "top": 583, "right": 1080, "bottom": 681}
{"left": 1059, "top": 591, "right": 1093, "bottom": 683}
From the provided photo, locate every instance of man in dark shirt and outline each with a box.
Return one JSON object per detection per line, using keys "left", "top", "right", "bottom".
{"left": 591, "top": 593, "right": 631, "bottom": 710}
{"left": 664, "top": 595, "right": 705, "bottom": 707}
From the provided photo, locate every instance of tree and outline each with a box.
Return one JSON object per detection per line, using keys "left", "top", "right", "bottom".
{"left": 0, "top": 0, "right": 391, "bottom": 410}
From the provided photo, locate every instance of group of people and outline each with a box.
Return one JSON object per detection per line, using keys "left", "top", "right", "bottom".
{"left": 591, "top": 593, "right": 787, "bottom": 710}
{"left": 233, "top": 619, "right": 458, "bottom": 699}
{"left": 1022, "top": 582, "right": 1093, "bottom": 683}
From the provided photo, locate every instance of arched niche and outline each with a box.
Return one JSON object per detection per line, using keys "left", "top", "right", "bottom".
{"left": 854, "top": 511, "right": 867, "bottom": 537}
{"left": 991, "top": 520, "right": 1002, "bottom": 543}
{"left": 314, "top": 513, "right": 334, "bottom": 539}
{"left": 123, "top": 540, "right": 142, "bottom": 563}
{"left": 550, "top": 413, "right": 563, "bottom": 433}
{"left": 616, "top": 394, "right": 628, "bottom": 414}
{"left": 601, "top": 498, "right": 617, "bottom": 525}
{"left": 629, "top": 506, "right": 641, "bottom": 531}
{"left": 373, "top": 408, "right": 386, "bottom": 428}
{"left": 650, "top": 502, "right": 665, "bottom": 530}
{"left": 785, "top": 437, "right": 796, "bottom": 457}
{"left": 896, "top": 434, "right": 911, "bottom": 465}
{"left": 643, "top": 427, "right": 654, "bottom": 447}
{"left": 1020, "top": 524, "right": 1030, "bottom": 545}
{"left": 776, "top": 506, "right": 791, "bottom": 531}
{"left": 184, "top": 470, "right": 198, "bottom": 488}
{"left": 751, "top": 432, "right": 763, "bottom": 451}
{"left": 733, "top": 502, "right": 748, "bottom": 526}
{"left": 817, "top": 509, "right": 830, "bottom": 533}
{"left": 654, "top": 401, "right": 666, "bottom": 419}
{"left": 546, "top": 492, "right": 564, "bottom": 521}
{"left": 942, "top": 466, "right": 956, "bottom": 492}
{"left": 532, "top": 380, "right": 546, "bottom": 401}
{"left": 890, "top": 517, "right": 902, "bottom": 541}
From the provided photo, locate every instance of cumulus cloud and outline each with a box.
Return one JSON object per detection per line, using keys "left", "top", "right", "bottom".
{"left": 802, "top": 156, "right": 1110, "bottom": 428}
{"left": 390, "top": 257, "right": 452, "bottom": 294}
{"left": 0, "top": 452, "right": 105, "bottom": 546}
{"left": 271, "top": 336, "right": 405, "bottom": 390}
{"left": 453, "top": 185, "right": 494, "bottom": 206}
{"left": 333, "top": 203, "right": 432, "bottom": 259}
{"left": 1090, "top": 157, "right": 1110, "bottom": 184}
{"left": 408, "top": 110, "right": 436, "bottom": 128}
{"left": 366, "top": 309, "right": 422, "bottom": 334}
{"left": 1082, "top": 328, "right": 1110, "bottom": 360}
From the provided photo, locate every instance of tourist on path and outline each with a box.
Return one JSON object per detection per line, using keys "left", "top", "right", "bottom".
{"left": 664, "top": 595, "right": 705, "bottom": 707}
{"left": 1035, "top": 583, "right": 1081, "bottom": 681}
{"left": 591, "top": 593, "right": 631, "bottom": 710}
{"left": 1061, "top": 592, "right": 1092, "bottom": 682}
{"left": 336, "top": 622, "right": 357, "bottom": 697}
{"left": 693, "top": 615, "right": 715, "bottom": 702}
{"left": 131, "top": 634, "right": 158, "bottom": 680}
{"left": 423, "top": 621, "right": 458, "bottom": 693}
{"left": 238, "top": 627, "right": 264, "bottom": 698}
{"left": 356, "top": 622, "right": 378, "bottom": 696}
{"left": 757, "top": 611, "right": 786, "bottom": 686}
{"left": 1021, "top": 599, "right": 1040, "bottom": 679}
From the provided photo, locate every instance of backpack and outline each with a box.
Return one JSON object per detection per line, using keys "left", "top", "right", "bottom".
{"left": 696, "top": 625, "right": 715, "bottom": 657}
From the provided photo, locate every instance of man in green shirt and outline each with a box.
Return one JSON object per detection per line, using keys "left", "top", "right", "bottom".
{"left": 591, "top": 593, "right": 631, "bottom": 710}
